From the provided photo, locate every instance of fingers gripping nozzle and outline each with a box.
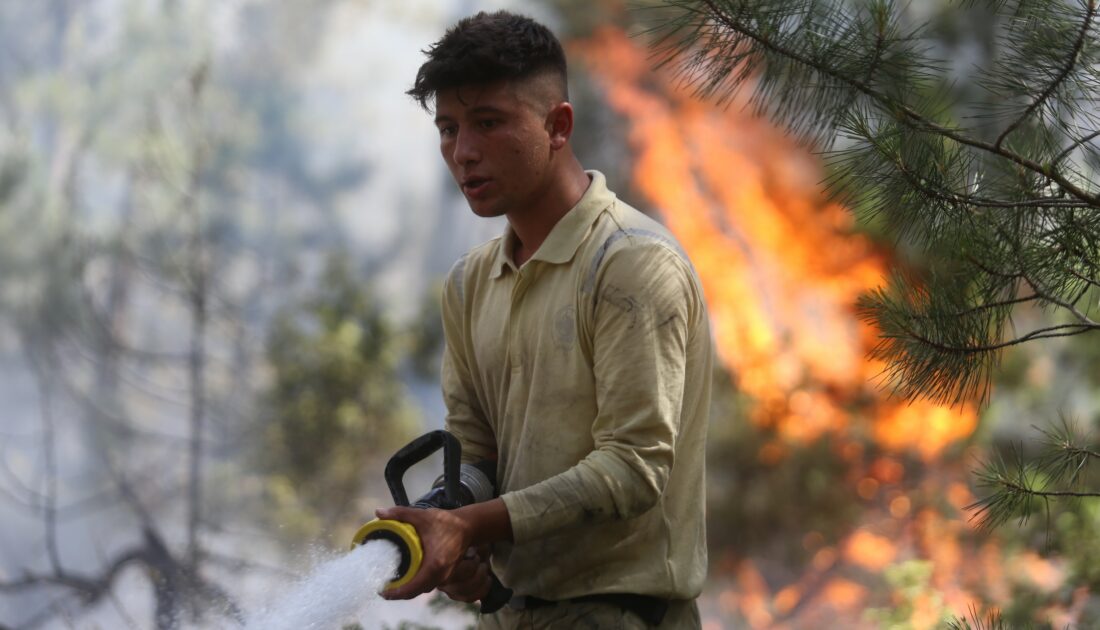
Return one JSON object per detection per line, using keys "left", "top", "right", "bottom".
{"left": 350, "top": 519, "right": 423, "bottom": 590}
{"left": 349, "top": 461, "right": 494, "bottom": 590}
{"left": 351, "top": 430, "right": 506, "bottom": 603}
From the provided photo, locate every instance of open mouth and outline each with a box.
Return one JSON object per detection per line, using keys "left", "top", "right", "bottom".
{"left": 462, "top": 177, "right": 491, "bottom": 196}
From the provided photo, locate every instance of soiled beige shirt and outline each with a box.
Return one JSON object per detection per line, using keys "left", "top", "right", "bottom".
{"left": 442, "top": 171, "right": 712, "bottom": 600}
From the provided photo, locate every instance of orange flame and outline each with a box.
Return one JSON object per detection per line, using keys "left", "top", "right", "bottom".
{"left": 845, "top": 529, "right": 897, "bottom": 571}
{"left": 573, "top": 28, "right": 1020, "bottom": 628}
{"left": 576, "top": 28, "right": 975, "bottom": 456}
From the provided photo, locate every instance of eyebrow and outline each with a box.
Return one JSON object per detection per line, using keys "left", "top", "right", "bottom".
{"left": 468, "top": 105, "right": 507, "bottom": 116}
{"left": 434, "top": 105, "right": 509, "bottom": 125}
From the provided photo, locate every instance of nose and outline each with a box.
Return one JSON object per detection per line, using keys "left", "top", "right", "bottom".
{"left": 451, "top": 128, "right": 480, "bottom": 166}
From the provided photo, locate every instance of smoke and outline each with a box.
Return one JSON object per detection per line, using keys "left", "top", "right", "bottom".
{"left": 0, "top": 0, "right": 534, "bottom": 628}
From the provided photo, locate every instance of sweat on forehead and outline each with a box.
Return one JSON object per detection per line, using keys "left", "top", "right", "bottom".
{"left": 407, "top": 10, "right": 568, "bottom": 111}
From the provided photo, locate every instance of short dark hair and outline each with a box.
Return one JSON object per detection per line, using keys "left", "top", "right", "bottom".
{"left": 407, "top": 11, "right": 568, "bottom": 110}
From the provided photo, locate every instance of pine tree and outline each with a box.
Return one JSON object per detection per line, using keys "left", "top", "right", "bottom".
{"left": 647, "top": 0, "right": 1100, "bottom": 527}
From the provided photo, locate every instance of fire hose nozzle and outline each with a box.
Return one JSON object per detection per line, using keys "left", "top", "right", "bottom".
{"left": 350, "top": 518, "right": 423, "bottom": 590}
{"left": 351, "top": 430, "right": 512, "bottom": 611}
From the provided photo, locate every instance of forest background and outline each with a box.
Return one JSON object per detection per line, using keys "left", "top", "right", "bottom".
{"left": 1, "top": 1, "right": 1098, "bottom": 629}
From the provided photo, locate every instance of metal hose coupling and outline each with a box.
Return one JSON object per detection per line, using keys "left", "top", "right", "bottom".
{"left": 426, "top": 462, "right": 495, "bottom": 506}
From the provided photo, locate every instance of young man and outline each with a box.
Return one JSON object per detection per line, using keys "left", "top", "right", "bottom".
{"left": 375, "top": 11, "right": 712, "bottom": 629}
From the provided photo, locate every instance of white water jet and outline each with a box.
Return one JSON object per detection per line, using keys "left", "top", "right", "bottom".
{"left": 242, "top": 540, "right": 400, "bottom": 630}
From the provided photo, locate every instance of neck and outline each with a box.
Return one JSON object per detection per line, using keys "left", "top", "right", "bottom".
{"left": 508, "top": 156, "right": 590, "bottom": 266}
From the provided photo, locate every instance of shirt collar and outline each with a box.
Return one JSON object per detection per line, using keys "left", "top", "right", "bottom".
{"left": 489, "top": 170, "right": 615, "bottom": 279}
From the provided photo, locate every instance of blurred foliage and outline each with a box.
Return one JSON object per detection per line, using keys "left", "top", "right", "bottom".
{"left": 0, "top": 1, "right": 387, "bottom": 627}
{"left": 707, "top": 365, "right": 860, "bottom": 570}
{"left": 407, "top": 281, "right": 445, "bottom": 380}
{"left": 258, "top": 253, "right": 418, "bottom": 541}
{"left": 864, "top": 560, "right": 954, "bottom": 629}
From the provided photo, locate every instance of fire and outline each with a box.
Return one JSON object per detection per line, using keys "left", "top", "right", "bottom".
{"left": 572, "top": 27, "right": 1038, "bottom": 629}
{"left": 875, "top": 402, "right": 978, "bottom": 461}
{"left": 845, "top": 529, "right": 897, "bottom": 571}
{"left": 820, "top": 578, "right": 867, "bottom": 611}
{"left": 575, "top": 29, "right": 974, "bottom": 456}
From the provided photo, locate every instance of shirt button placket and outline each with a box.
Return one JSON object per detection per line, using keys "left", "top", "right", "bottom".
{"left": 509, "top": 268, "right": 529, "bottom": 371}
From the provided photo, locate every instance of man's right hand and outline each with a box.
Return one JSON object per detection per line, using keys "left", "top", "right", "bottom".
{"left": 438, "top": 545, "right": 492, "bottom": 603}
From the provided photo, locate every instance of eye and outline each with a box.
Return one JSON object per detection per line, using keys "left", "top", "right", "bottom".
{"left": 438, "top": 125, "right": 457, "bottom": 138}
{"left": 478, "top": 119, "right": 498, "bottom": 130}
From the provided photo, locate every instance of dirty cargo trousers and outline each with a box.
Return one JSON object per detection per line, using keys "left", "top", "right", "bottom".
{"left": 476, "top": 598, "right": 701, "bottom": 629}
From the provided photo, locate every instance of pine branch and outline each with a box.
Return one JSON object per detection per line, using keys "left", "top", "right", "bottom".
{"left": 1034, "top": 416, "right": 1100, "bottom": 485}
{"left": 1066, "top": 266, "right": 1100, "bottom": 291}
{"left": 896, "top": 108, "right": 1099, "bottom": 210}
{"left": 990, "top": 483, "right": 1100, "bottom": 499}
{"left": 947, "top": 293, "right": 1042, "bottom": 317}
{"left": 675, "top": 0, "right": 1100, "bottom": 205}
{"left": 1021, "top": 272, "right": 1099, "bottom": 325}
{"left": 851, "top": 123, "right": 1088, "bottom": 210}
{"left": 968, "top": 419, "right": 1100, "bottom": 531}
{"left": 967, "top": 444, "right": 1049, "bottom": 531}
{"left": 993, "top": 0, "right": 1097, "bottom": 149}
{"left": 1054, "top": 128, "right": 1100, "bottom": 165}
{"left": 652, "top": 1, "right": 1100, "bottom": 402}
{"left": 862, "top": 267, "right": 1098, "bottom": 404}
{"left": 947, "top": 605, "right": 1012, "bottom": 630}
{"left": 898, "top": 321, "right": 1096, "bottom": 353}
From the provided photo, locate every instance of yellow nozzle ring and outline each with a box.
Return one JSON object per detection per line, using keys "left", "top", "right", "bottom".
{"left": 351, "top": 519, "right": 423, "bottom": 591}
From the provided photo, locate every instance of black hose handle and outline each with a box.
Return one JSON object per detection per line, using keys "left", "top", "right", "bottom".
{"left": 480, "top": 572, "right": 513, "bottom": 614}
{"left": 383, "top": 430, "right": 461, "bottom": 508}
{"left": 382, "top": 430, "right": 510, "bottom": 609}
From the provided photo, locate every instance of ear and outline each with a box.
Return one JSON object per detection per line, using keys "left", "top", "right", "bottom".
{"left": 545, "top": 102, "right": 574, "bottom": 151}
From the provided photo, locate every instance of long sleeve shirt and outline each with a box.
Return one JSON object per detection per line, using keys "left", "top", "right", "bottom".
{"left": 442, "top": 171, "right": 712, "bottom": 600}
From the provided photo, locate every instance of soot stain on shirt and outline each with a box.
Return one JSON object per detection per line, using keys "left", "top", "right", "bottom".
{"left": 601, "top": 284, "right": 642, "bottom": 329}
{"left": 656, "top": 313, "right": 679, "bottom": 330}
{"left": 581, "top": 505, "right": 605, "bottom": 523}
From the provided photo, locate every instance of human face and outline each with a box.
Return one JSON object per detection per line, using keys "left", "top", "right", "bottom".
{"left": 434, "top": 81, "right": 555, "bottom": 218}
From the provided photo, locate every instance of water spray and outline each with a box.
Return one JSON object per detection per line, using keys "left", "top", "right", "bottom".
{"left": 351, "top": 430, "right": 512, "bottom": 613}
